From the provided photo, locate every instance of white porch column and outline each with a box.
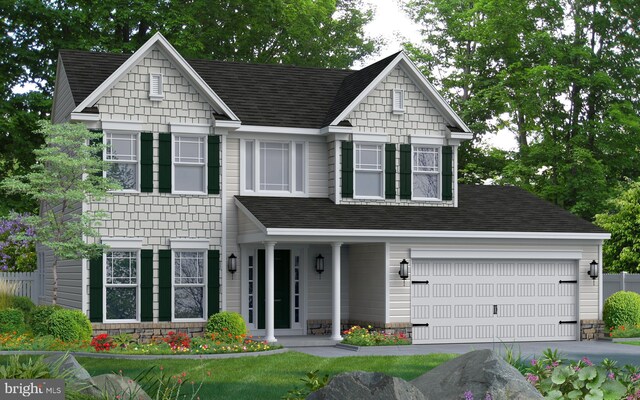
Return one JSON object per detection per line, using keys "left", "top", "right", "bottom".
{"left": 331, "top": 242, "right": 343, "bottom": 341}
{"left": 264, "top": 241, "right": 277, "bottom": 343}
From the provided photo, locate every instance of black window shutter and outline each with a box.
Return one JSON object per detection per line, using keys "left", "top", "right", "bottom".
{"left": 158, "top": 133, "right": 171, "bottom": 193}
{"left": 442, "top": 145, "right": 453, "bottom": 201}
{"left": 399, "top": 144, "right": 412, "bottom": 199}
{"left": 89, "top": 255, "right": 103, "bottom": 322}
{"left": 341, "top": 141, "right": 353, "bottom": 198}
{"left": 208, "top": 135, "right": 221, "bottom": 195}
{"left": 207, "top": 250, "right": 220, "bottom": 317}
{"left": 385, "top": 143, "right": 396, "bottom": 199}
{"left": 158, "top": 249, "right": 172, "bottom": 321}
{"left": 140, "top": 249, "right": 153, "bottom": 322}
{"left": 89, "top": 129, "right": 103, "bottom": 178}
{"left": 140, "top": 132, "right": 153, "bottom": 193}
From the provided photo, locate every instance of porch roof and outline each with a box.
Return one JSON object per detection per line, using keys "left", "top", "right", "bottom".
{"left": 235, "top": 185, "right": 608, "bottom": 238}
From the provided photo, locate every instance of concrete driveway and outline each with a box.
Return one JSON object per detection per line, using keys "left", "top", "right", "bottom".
{"left": 289, "top": 340, "right": 640, "bottom": 365}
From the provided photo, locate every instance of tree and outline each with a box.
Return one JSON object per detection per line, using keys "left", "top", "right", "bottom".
{"left": 595, "top": 181, "right": 640, "bottom": 273}
{"left": 1, "top": 121, "right": 120, "bottom": 304}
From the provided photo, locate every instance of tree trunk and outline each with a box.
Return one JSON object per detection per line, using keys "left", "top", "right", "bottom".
{"left": 52, "top": 257, "right": 58, "bottom": 305}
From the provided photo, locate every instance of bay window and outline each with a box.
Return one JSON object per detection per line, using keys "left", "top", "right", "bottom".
{"left": 242, "top": 140, "right": 305, "bottom": 195}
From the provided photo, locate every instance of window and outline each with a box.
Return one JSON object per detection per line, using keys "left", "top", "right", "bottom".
{"left": 174, "top": 135, "right": 206, "bottom": 193}
{"left": 105, "top": 251, "right": 138, "bottom": 321}
{"left": 173, "top": 251, "right": 205, "bottom": 320}
{"left": 413, "top": 146, "right": 440, "bottom": 199}
{"left": 105, "top": 132, "right": 138, "bottom": 191}
{"left": 354, "top": 143, "right": 383, "bottom": 198}
{"left": 149, "top": 73, "right": 163, "bottom": 100}
{"left": 243, "top": 140, "right": 305, "bottom": 195}
{"left": 392, "top": 89, "right": 405, "bottom": 113}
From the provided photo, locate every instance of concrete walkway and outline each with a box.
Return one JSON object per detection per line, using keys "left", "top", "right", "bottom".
{"left": 276, "top": 336, "right": 640, "bottom": 365}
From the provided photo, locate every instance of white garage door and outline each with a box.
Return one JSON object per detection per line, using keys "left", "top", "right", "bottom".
{"left": 411, "top": 259, "right": 578, "bottom": 344}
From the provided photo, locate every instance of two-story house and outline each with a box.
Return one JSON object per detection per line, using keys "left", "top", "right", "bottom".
{"left": 45, "top": 33, "right": 609, "bottom": 344}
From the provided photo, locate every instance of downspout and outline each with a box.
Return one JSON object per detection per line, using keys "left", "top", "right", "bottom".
{"left": 598, "top": 241, "right": 603, "bottom": 320}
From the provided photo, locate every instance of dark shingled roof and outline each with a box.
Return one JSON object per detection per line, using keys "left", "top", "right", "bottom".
{"left": 58, "top": 50, "right": 403, "bottom": 129}
{"left": 236, "top": 185, "right": 607, "bottom": 234}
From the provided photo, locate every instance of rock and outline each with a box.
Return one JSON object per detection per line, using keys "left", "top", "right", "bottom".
{"left": 307, "top": 371, "right": 425, "bottom": 400}
{"left": 43, "top": 354, "right": 92, "bottom": 382}
{"left": 411, "top": 349, "right": 543, "bottom": 400}
{"left": 89, "top": 373, "right": 152, "bottom": 400}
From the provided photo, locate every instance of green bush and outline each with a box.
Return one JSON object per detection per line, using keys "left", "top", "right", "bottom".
{"left": 10, "top": 296, "right": 35, "bottom": 318}
{"left": 46, "top": 309, "right": 92, "bottom": 342}
{"left": 603, "top": 291, "right": 640, "bottom": 329}
{"left": 206, "top": 311, "right": 247, "bottom": 342}
{"left": 0, "top": 308, "right": 25, "bottom": 332}
{"left": 30, "top": 304, "right": 62, "bottom": 336}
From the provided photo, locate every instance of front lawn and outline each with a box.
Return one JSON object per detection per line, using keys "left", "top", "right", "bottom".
{"left": 76, "top": 352, "right": 457, "bottom": 399}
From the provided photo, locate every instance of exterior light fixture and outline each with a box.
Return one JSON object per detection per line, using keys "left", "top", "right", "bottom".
{"left": 315, "top": 254, "right": 325, "bottom": 278}
{"left": 227, "top": 253, "right": 237, "bottom": 279}
{"left": 399, "top": 259, "right": 409, "bottom": 284}
{"left": 588, "top": 260, "right": 599, "bottom": 280}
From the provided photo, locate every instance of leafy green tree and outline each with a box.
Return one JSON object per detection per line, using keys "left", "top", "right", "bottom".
{"left": 1, "top": 121, "right": 120, "bottom": 304}
{"left": 595, "top": 181, "right": 640, "bottom": 273}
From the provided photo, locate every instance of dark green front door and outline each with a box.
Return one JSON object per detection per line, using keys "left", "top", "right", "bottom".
{"left": 258, "top": 250, "right": 291, "bottom": 329}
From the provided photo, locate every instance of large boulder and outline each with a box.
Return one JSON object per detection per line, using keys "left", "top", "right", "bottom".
{"left": 89, "top": 374, "right": 152, "bottom": 400}
{"left": 307, "top": 371, "right": 425, "bottom": 400}
{"left": 43, "top": 354, "right": 92, "bottom": 382}
{"left": 411, "top": 349, "right": 543, "bottom": 400}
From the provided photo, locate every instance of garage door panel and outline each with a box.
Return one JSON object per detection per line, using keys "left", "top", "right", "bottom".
{"left": 411, "top": 259, "right": 578, "bottom": 344}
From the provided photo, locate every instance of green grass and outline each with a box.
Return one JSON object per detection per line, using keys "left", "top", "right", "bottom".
{"left": 73, "top": 352, "right": 457, "bottom": 399}
{"left": 618, "top": 341, "right": 640, "bottom": 346}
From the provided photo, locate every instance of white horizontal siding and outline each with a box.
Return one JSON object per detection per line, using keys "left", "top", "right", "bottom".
{"left": 307, "top": 141, "right": 328, "bottom": 197}
{"left": 226, "top": 137, "right": 241, "bottom": 313}
{"left": 52, "top": 61, "right": 76, "bottom": 124}
{"left": 388, "top": 238, "right": 602, "bottom": 324}
{"left": 348, "top": 243, "right": 385, "bottom": 323}
{"left": 306, "top": 244, "right": 349, "bottom": 320}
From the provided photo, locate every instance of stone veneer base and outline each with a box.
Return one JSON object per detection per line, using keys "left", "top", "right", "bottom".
{"left": 92, "top": 322, "right": 206, "bottom": 343}
{"left": 580, "top": 319, "right": 605, "bottom": 341}
{"left": 306, "top": 320, "right": 412, "bottom": 338}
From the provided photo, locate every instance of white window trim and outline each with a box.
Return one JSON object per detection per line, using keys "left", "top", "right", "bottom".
{"left": 171, "top": 133, "right": 207, "bottom": 195}
{"left": 411, "top": 145, "right": 442, "bottom": 201}
{"left": 103, "top": 249, "right": 140, "bottom": 323}
{"left": 171, "top": 249, "right": 207, "bottom": 322}
{"left": 353, "top": 142, "right": 384, "bottom": 200}
{"left": 170, "top": 239, "right": 210, "bottom": 250}
{"left": 149, "top": 73, "right": 164, "bottom": 101}
{"left": 392, "top": 89, "right": 405, "bottom": 114}
{"left": 240, "top": 139, "right": 307, "bottom": 197}
{"left": 104, "top": 131, "right": 141, "bottom": 193}
{"left": 102, "top": 237, "right": 143, "bottom": 249}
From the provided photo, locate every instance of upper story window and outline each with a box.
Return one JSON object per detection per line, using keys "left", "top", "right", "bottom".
{"left": 173, "top": 135, "right": 206, "bottom": 193}
{"left": 105, "top": 132, "right": 138, "bottom": 191}
{"left": 354, "top": 143, "right": 383, "bottom": 198}
{"left": 242, "top": 140, "right": 305, "bottom": 195}
{"left": 105, "top": 250, "right": 139, "bottom": 322}
{"left": 412, "top": 146, "right": 440, "bottom": 200}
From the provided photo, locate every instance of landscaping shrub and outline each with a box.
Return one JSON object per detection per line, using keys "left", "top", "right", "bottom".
{"left": 603, "top": 290, "right": 640, "bottom": 329}
{"left": 206, "top": 311, "right": 247, "bottom": 342}
{"left": 0, "top": 308, "right": 25, "bottom": 332}
{"left": 47, "top": 309, "right": 92, "bottom": 342}
{"left": 10, "top": 296, "right": 35, "bottom": 318}
{"left": 30, "top": 304, "right": 62, "bottom": 336}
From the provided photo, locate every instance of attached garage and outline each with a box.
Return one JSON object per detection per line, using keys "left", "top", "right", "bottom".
{"left": 411, "top": 258, "right": 579, "bottom": 344}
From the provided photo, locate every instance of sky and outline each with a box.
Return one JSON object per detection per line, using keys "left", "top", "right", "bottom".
{"left": 361, "top": 0, "right": 519, "bottom": 151}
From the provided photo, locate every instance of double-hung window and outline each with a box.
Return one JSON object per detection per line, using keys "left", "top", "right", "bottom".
{"left": 105, "top": 132, "right": 138, "bottom": 191}
{"left": 105, "top": 250, "right": 139, "bottom": 321}
{"left": 174, "top": 135, "right": 206, "bottom": 193}
{"left": 242, "top": 140, "right": 305, "bottom": 195}
{"left": 412, "top": 146, "right": 440, "bottom": 199}
{"left": 173, "top": 251, "right": 205, "bottom": 320}
{"left": 354, "top": 143, "right": 383, "bottom": 198}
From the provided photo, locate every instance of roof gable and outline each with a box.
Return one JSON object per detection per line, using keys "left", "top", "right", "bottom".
{"left": 70, "top": 32, "right": 239, "bottom": 121}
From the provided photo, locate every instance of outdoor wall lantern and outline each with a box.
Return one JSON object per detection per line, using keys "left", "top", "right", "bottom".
{"left": 399, "top": 259, "right": 409, "bottom": 284}
{"left": 227, "top": 253, "right": 237, "bottom": 279}
{"left": 588, "top": 260, "right": 599, "bottom": 280}
{"left": 315, "top": 254, "right": 325, "bottom": 279}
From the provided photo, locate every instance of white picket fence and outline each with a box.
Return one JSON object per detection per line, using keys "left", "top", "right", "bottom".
{"left": 604, "top": 272, "right": 640, "bottom": 301}
{"left": 0, "top": 271, "right": 42, "bottom": 303}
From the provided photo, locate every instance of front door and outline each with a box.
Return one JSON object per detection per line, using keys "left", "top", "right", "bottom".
{"left": 258, "top": 249, "right": 291, "bottom": 329}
